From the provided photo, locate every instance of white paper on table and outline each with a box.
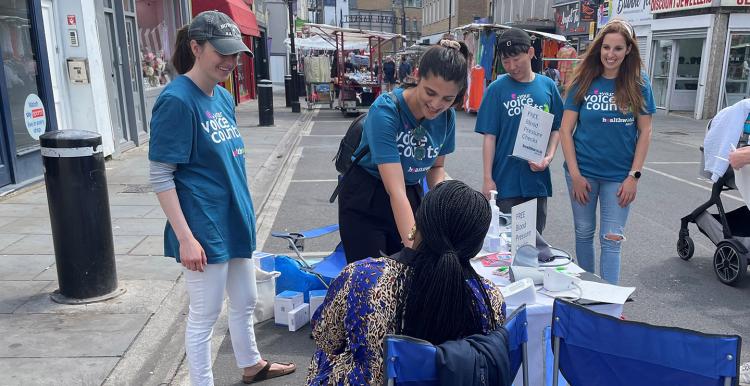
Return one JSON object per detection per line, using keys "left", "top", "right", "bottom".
{"left": 538, "top": 280, "right": 635, "bottom": 305}
{"left": 734, "top": 165, "right": 750, "bottom": 208}
{"left": 511, "top": 105, "right": 554, "bottom": 164}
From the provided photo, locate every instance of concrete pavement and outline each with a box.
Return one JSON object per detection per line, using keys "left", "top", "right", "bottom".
{"left": 0, "top": 89, "right": 311, "bottom": 386}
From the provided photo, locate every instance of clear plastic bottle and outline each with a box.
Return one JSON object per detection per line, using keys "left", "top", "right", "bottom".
{"left": 483, "top": 190, "right": 503, "bottom": 252}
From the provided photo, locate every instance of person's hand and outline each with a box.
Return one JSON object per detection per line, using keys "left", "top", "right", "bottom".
{"left": 729, "top": 147, "right": 750, "bottom": 169}
{"left": 617, "top": 177, "right": 638, "bottom": 207}
{"left": 179, "top": 236, "right": 207, "bottom": 272}
{"left": 570, "top": 174, "right": 591, "bottom": 205}
{"left": 482, "top": 178, "right": 497, "bottom": 200}
{"left": 529, "top": 155, "right": 552, "bottom": 172}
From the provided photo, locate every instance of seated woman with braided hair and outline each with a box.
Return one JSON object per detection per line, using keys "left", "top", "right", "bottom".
{"left": 307, "top": 180, "right": 507, "bottom": 385}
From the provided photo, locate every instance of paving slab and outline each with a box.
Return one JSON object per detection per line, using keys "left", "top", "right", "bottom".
{"left": 108, "top": 205, "right": 159, "bottom": 219}
{"left": 0, "top": 234, "right": 54, "bottom": 254}
{"left": 0, "top": 217, "right": 52, "bottom": 235}
{"left": 0, "top": 313, "right": 149, "bottom": 357}
{"left": 127, "top": 235, "right": 166, "bottom": 256}
{"left": 0, "top": 281, "right": 50, "bottom": 313}
{"left": 113, "top": 235, "right": 147, "bottom": 255}
{"left": 0, "top": 255, "right": 54, "bottom": 280}
{"left": 0, "top": 234, "right": 24, "bottom": 251}
{"left": 0, "top": 357, "right": 120, "bottom": 386}
{"left": 0, "top": 204, "right": 49, "bottom": 218}
{"left": 111, "top": 218, "right": 168, "bottom": 236}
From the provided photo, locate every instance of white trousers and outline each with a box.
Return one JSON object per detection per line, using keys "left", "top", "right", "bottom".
{"left": 184, "top": 258, "right": 261, "bottom": 386}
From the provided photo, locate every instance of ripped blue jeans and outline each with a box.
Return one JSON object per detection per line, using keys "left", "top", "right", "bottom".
{"left": 564, "top": 171, "right": 630, "bottom": 284}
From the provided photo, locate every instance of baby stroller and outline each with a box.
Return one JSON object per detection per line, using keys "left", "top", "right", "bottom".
{"left": 677, "top": 121, "right": 750, "bottom": 286}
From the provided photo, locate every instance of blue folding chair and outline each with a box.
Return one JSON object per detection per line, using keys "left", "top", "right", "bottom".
{"left": 505, "top": 305, "right": 529, "bottom": 386}
{"left": 271, "top": 224, "right": 347, "bottom": 287}
{"left": 383, "top": 305, "right": 529, "bottom": 386}
{"left": 551, "top": 298, "right": 741, "bottom": 386}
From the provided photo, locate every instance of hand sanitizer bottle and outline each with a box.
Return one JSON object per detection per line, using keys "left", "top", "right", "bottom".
{"left": 483, "top": 190, "right": 503, "bottom": 252}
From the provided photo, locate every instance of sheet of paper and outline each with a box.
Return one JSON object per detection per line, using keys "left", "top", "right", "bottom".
{"left": 511, "top": 105, "right": 554, "bottom": 163}
{"left": 511, "top": 199, "right": 537, "bottom": 258}
{"left": 538, "top": 280, "right": 635, "bottom": 305}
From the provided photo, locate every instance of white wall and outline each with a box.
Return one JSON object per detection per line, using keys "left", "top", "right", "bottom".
{"left": 49, "top": 0, "right": 115, "bottom": 156}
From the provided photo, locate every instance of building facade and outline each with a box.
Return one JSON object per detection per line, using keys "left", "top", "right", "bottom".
{"left": 421, "top": 0, "right": 488, "bottom": 43}
{"left": 494, "top": 0, "right": 556, "bottom": 31}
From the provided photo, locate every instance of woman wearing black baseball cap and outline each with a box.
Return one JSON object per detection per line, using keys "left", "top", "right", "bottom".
{"left": 149, "top": 11, "right": 295, "bottom": 385}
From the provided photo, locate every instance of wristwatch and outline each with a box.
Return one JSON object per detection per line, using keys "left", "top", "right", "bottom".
{"left": 628, "top": 170, "right": 642, "bottom": 179}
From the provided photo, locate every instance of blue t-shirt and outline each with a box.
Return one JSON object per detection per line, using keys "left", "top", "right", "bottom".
{"left": 355, "top": 87, "right": 456, "bottom": 185}
{"left": 148, "top": 75, "right": 256, "bottom": 264}
{"left": 563, "top": 75, "right": 656, "bottom": 182}
{"left": 474, "top": 74, "right": 564, "bottom": 199}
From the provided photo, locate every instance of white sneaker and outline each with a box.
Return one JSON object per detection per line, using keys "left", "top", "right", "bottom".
{"left": 740, "top": 362, "right": 750, "bottom": 385}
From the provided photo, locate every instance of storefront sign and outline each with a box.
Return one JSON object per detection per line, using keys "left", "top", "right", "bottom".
{"left": 556, "top": 2, "right": 587, "bottom": 35}
{"left": 23, "top": 94, "right": 46, "bottom": 140}
{"left": 651, "top": 0, "right": 714, "bottom": 13}
{"left": 580, "top": 0, "right": 598, "bottom": 22}
{"left": 613, "top": 0, "right": 653, "bottom": 23}
{"left": 721, "top": 0, "right": 750, "bottom": 5}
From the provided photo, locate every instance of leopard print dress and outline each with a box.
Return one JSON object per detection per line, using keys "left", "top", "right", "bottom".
{"left": 306, "top": 256, "right": 506, "bottom": 385}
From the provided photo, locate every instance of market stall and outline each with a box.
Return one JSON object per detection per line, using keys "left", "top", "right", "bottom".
{"left": 303, "top": 23, "right": 404, "bottom": 116}
{"left": 454, "top": 23, "right": 568, "bottom": 112}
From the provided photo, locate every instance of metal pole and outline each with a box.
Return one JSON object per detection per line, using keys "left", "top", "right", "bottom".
{"left": 448, "top": 0, "right": 452, "bottom": 33}
{"left": 288, "top": 0, "right": 301, "bottom": 113}
{"left": 401, "top": 0, "right": 407, "bottom": 47}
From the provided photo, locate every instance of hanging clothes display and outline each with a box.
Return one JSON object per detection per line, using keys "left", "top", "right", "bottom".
{"left": 557, "top": 44, "right": 578, "bottom": 86}
{"left": 479, "top": 30, "right": 496, "bottom": 83}
{"left": 466, "top": 66, "right": 485, "bottom": 113}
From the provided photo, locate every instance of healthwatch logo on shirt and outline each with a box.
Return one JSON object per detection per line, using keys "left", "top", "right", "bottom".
{"left": 201, "top": 111, "right": 241, "bottom": 144}
{"left": 504, "top": 93, "right": 550, "bottom": 117}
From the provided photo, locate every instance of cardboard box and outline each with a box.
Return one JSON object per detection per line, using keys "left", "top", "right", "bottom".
{"left": 274, "top": 291, "right": 303, "bottom": 325}
{"left": 288, "top": 303, "right": 310, "bottom": 332}
{"left": 309, "top": 289, "right": 327, "bottom": 317}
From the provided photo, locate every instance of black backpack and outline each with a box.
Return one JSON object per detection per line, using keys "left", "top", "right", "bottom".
{"left": 330, "top": 93, "right": 400, "bottom": 203}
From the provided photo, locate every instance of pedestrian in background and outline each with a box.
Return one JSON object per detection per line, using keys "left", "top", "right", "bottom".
{"left": 475, "top": 28, "right": 563, "bottom": 234}
{"left": 337, "top": 39, "right": 469, "bottom": 263}
{"left": 148, "top": 11, "right": 295, "bottom": 385}
{"left": 399, "top": 55, "right": 412, "bottom": 84}
{"left": 559, "top": 19, "right": 655, "bottom": 284}
{"left": 382, "top": 56, "right": 396, "bottom": 92}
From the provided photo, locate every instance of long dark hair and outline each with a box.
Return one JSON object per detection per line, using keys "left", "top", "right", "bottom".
{"left": 172, "top": 25, "right": 207, "bottom": 75}
{"left": 568, "top": 19, "right": 645, "bottom": 116}
{"left": 405, "top": 39, "right": 469, "bottom": 107}
{"left": 400, "top": 180, "right": 497, "bottom": 345}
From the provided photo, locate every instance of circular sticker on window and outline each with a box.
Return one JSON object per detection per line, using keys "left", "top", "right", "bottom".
{"left": 24, "top": 94, "right": 46, "bottom": 140}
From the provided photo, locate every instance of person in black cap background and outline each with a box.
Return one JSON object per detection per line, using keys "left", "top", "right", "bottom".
{"left": 474, "top": 27, "right": 564, "bottom": 234}
{"left": 148, "top": 10, "right": 295, "bottom": 385}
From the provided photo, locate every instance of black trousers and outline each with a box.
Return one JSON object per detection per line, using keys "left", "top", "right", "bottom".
{"left": 338, "top": 165, "right": 422, "bottom": 263}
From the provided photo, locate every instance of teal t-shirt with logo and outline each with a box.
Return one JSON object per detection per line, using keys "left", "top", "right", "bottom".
{"left": 355, "top": 87, "right": 456, "bottom": 185}
{"left": 148, "top": 75, "right": 256, "bottom": 264}
{"left": 563, "top": 75, "right": 656, "bottom": 182}
{"left": 474, "top": 74, "right": 563, "bottom": 199}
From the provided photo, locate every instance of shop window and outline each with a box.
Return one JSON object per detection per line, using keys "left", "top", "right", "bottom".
{"left": 724, "top": 33, "right": 750, "bottom": 108}
{"left": 135, "top": 0, "right": 181, "bottom": 90}
{"left": 1, "top": 1, "right": 44, "bottom": 153}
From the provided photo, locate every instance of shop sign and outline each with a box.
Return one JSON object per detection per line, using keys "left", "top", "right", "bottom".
{"left": 23, "top": 94, "right": 46, "bottom": 140}
{"left": 613, "top": 0, "right": 653, "bottom": 23}
{"left": 581, "top": 0, "right": 598, "bottom": 22}
{"left": 651, "top": 0, "right": 715, "bottom": 13}
{"left": 555, "top": 3, "right": 587, "bottom": 35}
{"left": 598, "top": 0, "right": 612, "bottom": 25}
{"left": 721, "top": 0, "right": 750, "bottom": 5}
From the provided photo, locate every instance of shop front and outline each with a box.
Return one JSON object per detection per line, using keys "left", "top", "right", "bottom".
{"left": 192, "top": 0, "right": 260, "bottom": 104}
{"left": 0, "top": 0, "right": 56, "bottom": 190}
{"left": 555, "top": 1, "right": 594, "bottom": 52}
{"left": 720, "top": 12, "right": 750, "bottom": 109}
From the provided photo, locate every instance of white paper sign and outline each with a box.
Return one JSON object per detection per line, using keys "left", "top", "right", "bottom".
{"left": 511, "top": 105, "right": 554, "bottom": 164}
{"left": 23, "top": 94, "right": 46, "bottom": 140}
{"left": 511, "top": 199, "right": 537, "bottom": 258}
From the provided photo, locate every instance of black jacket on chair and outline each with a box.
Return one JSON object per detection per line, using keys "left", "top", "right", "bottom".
{"left": 435, "top": 329, "right": 512, "bottom": 386}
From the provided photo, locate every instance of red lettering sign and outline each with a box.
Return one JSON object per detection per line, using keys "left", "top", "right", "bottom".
{"left": 31, "top": 108, "right": 44, "bottom": 118}
{"left": 67, "top": 15, "right": 76, "bottom": 25}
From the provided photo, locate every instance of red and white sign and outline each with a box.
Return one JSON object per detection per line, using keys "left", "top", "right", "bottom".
{"left": 651, "top": 0, "right": 715, "bottom": 13}
{"left": 721, "top": 0, "right": 750, "bottom": 5}
{"left": 67, "top": 15, "right": 76, "bottom": 25}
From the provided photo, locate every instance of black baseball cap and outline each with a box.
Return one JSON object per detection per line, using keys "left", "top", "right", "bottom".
{"left": 189, "top": 11, "right": 252, "bottom": 56}
{"left": 498, "top": 28, "right": 532, "bottom": 48}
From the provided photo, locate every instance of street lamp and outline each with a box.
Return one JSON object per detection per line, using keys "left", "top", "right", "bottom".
{"left": 288, "top": 0, "right": 301, "bottom": 113}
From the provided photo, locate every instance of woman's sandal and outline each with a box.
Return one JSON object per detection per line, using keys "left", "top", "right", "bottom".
{"left": 242, "top": 361, "right": 296, "bottom": 384}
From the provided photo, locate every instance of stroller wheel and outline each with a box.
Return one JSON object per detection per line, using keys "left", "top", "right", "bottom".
{"left": 713, "top": 241, "right": 748, "bottom": 286}
{"left": 677, "top": 236, "right": 695, "bottom": 260}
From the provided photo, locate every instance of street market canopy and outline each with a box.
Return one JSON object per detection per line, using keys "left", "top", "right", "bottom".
{"left": 302, "top": 23, "right": 404, "bottom": 49}
{"left": 284, "top": 35, "right": 369, "bottom": 50}
{"left": 454, "top": 23, "right": 567, "bottom": 43}
{"left": 192, "top": 0, "right": 260, "bottom": 37}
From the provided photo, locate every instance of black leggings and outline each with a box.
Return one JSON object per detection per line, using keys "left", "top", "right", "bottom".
{"left": 338, "top": 166, "right": 422, "bottom": 263}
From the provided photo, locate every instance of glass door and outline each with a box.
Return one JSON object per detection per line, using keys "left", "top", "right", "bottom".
{"left": 652, "top": 39, "right": 674, "bottom": 109}
{"left": 671, "top": 38, "right": 703, "bottom": 112}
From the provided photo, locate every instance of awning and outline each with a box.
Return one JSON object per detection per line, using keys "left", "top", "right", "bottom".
{"left": 192, "top": 0, "right": 260, "bottom": 37}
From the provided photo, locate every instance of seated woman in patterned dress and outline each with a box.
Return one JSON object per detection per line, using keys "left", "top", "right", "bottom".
{"left": 307, "top": 180, "right": 506, "bottom": 385}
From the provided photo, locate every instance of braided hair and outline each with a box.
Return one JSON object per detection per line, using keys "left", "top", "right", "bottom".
{"left": 400, "top": 180, "right": 498, "bottom": 345}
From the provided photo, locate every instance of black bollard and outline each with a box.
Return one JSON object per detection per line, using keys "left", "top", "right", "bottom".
{"left": 284, "top": 75, "right": 292, "bottom": 107}
{"left": 297, "top": 71, "right": 306, "bottom": 97}
{"left": 258, "top": 79, "right": 274, "bottom": 126}
{"left": 40, "top": 130, "right": 125, "bottom": 304}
